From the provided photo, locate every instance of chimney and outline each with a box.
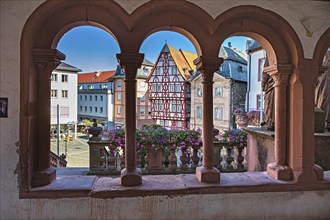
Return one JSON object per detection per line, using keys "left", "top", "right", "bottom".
{"left": 96, "top": 70, "right": 102, "bottom": 77}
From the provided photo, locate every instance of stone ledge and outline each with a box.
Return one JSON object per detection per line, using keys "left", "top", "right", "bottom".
{"left": 243, "top": 127, "right": 275, "bottom": 139}
{"left": 25, "top": 171, "right": 330, "bottom": 199}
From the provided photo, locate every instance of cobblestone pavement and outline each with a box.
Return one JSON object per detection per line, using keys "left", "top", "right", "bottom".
{"left": 51, "top": 133, "right": 90, "bottom": 167}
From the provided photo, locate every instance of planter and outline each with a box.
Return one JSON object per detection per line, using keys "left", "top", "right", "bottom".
{"left": 145, "top": 148, "right": 165, "bottom": 171}
{"left": 235, "top": 114, "right": 248, "bottom": 128}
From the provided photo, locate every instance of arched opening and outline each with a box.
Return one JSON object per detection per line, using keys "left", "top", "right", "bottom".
{"left": 50, "top": 25, "right": 120, "bottom": 169}
{"left": 19, "top": 0, "right": 324, "bottom": 194}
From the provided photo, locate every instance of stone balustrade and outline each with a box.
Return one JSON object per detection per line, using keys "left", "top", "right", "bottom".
{"left": 87, "top": 134, "right": 247, "bottom": 175}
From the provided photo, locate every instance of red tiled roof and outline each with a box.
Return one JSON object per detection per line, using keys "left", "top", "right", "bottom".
{"left": 78, "top": 70, "right": 116, "bottom": 84}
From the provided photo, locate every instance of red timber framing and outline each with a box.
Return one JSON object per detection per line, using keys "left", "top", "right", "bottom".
{"left": 147, "top": 45, "right": 192, "bottom": 130}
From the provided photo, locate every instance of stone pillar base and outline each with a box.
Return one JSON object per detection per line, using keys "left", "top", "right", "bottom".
{"left": 121, "top": 168, "right": 142, "bottom": 186}
{"left": 267, "top": 162, "right": 292, "bottom": 180}
{"left": 196, "top": 166, "right": 220, "bottom": 183}
{"left": 313, "top": 164, "right": 324, "bottom": 180}
{"left": 32, "top": 168, "right": 56, "bottom": 187}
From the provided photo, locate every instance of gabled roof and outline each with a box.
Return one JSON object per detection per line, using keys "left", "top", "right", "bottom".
{"left": 78, "top": 70, "right": 116, "bottom": 84}
{"left": 219, "top": 46, "right": 247, "bottom": 65}
{"left": 113, "top": 59, "right": 154, "bottom": 79}
{"left": 164, "top": 44, "right": 198, "bottom": 80}
{"left": 55, "top": 62, "right": 82, "bottom": 72}
{"left": 246, "top": 40, "right": 262, "bottom": 52}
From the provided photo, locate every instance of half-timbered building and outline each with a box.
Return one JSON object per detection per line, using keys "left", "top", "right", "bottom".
{"left": 147, "top": 43, "right": 197, "bottom": 129}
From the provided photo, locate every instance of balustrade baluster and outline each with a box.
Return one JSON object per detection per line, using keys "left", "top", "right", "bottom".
{"left": 225, "top": 145, "right": 234, "bottom": 170}
{"left": 236, "top": 145, "right": 245, "bottom": 170}
{"left": 169, "top": 145, "right": 178, "bottom": 170}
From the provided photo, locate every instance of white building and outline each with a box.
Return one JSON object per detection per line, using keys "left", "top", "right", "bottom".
{"left": 51, "top": 62, "right": 81, "bottom": 126}
{"left": 246, "top": 40, "right": 266, "bottom": 112}
{"left": 78, "top": 70, "right": 115, "bottom": 129}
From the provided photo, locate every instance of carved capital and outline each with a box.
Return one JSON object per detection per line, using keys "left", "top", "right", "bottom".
{"left": 194, "top": 56, "right": 223, "bottom": 83}
{"left": 264, "top": 64, "right": 293, "bottom": 87}
{"left": 33, "top": 48, "right": 65, "bottom": 79}
{"left": 117, "top": 53, "right": 144, "bottom": 80}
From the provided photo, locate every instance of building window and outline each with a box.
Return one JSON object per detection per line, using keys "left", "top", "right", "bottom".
{"left": 171, "top": 101, "right": 177, "bottom": 112}
{"left": 143, "top": 68, "right": 149, "bottom": 74}
{"left": 51, "top": 74, "right": 57, "bottom": 82}
{"left": 95, "top": 107, "right": 98, "bottom": 112}
{"left": 95, "top": 95, "right": 98, "bottom": 101}
{"left": 257, "top": 94, "right": 262, "bottom": 110}
{"left": 177, "top": 104, "right": 181, "bottom": 112}
{"left": 117, "top": 106, "right": 121, "bottom": 114}
{"left": 258, "top": 58, "right": 266, "bottom": 81}
{"left": 90, "top": 106, "right": 92, "bottom": 112}
{"left": 87, "top": 85, "right": 94, "bottom": 90}
{"left": 154, "top": 100, "right": 158, "bottom": 111}
{"left": 215, "top": 87, "right": 223, "bottom": 96}
{"left": 84, "top": 106, "right": 87, "bottom": 111}
{"left": 215, "top": 107, "right": 223, "bottom": 120}
{"left": 78, "top": 85, "right": 83, "bottom": 90}
{"left": 85, "top": 95, "right": 87, "bottom": 101}
{"left": 140, "top": 108, "right": 145, "bottom": 116}
{"left": 51, "top": 90, "right": 57, "bottom": 98}
{"left": 100, "top": 107, "right": 103, "bottom": 113}
{"left": 155, "top": 67, "right": 160, "bottom": 74}
{"left": 80, "top": 95, "right": 82, "bottom": 101}
{"left": 140, "top": 95, "right": 145, "bottom": 102}
{"left": 117, "top": 93, "right": 122, "bottom": 101}
{"left": 177, "top": 121, "right": 182, "bottom": 127}
{"left": 152, "top": 84, "right": 156, "bottom": 92}
{"left": 101, "top": 84, "right": 108, "bottom": 89}
{"left": 165, "top": 120, "right": 169, "bottom": 126}
{"left": 175, "top": 84, "right": 180, "bottom": 92}
{"left": 171, "top": 66, "right": 177, "bottom": 74}
{"left": 90, "top": 95, "right": 92, "bottom": 101}
{"left": 197, "top": 106, "right": 202, "bottom": 118}
{"left": 140, "top": 81, "right": 145, "bottom": 88}
{"left": 62, "top": 90, "right": 68, "bottom": 98}
{"left": 79, "top": 106, "right": 82, "bottom": 111}
{"left": 160, "top": 120, "right": 164, "bottom": 126}
{"left": 60, "top": 107, "right": 69, "bottom": 118}
{"left": 100, "top": 96, "right": 103, "bottom": 101}
{"left": 61, "top": 74, "right": 68, "bottom": 83}
{"left": 170, "top": 84, "right": 174, "bottom": 92}
{"left": 197, "top": 88, "right": 202, "bottom": 96}
{"left": 117, "top": 81, "right": 122, "bottom": 87}
{"left": 159, "top": 100, "right": 163, "bottom": 111}
{"left": 157, "top": 84, "right": 162, "bottom": 92}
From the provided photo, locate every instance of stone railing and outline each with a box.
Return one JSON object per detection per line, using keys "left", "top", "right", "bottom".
{"left": 87, "top": 132, "right": 247, "bottom": 175}
{"left": 50, "top": 151, "right": 67, "bottom": 167}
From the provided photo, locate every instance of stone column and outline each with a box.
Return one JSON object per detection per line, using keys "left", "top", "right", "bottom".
{"left": 194, "top": 56, "right": 223, "bottom": 183}
{"left": 32, "top": 48, "right": 65, "bottom": 187}
{"left": 117, "top": 53, "right": 144, "bottom": 186}
{"left": 265, "top": 64, "right": 293, "bottom": 180}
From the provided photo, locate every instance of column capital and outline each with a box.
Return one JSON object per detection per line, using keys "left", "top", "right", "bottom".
{"left": 264, "top": 64, "right": 293, "bottom": 87}
{"left": 117, "top": 53, "right": 144, "bottom": 80}
{"left": 194, "top": 56, "right": 223, "bottom": 83}
{"left": 33, "top": 48, "right": 65, "bottom": 79}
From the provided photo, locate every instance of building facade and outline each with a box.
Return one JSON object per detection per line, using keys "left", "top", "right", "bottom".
{"left": 246, "top": 40, "right": 266, "bottom": 112}
{"left": 190, "top": 46, "right": 248, "bottom": 131}
{"left": 147, "top": 44, "right": 197, "bottom": 129}
{"left": 113, "top": 59, "right": 154, "bottom": 128}
{"left": 78, "top": 70, "right": 115, "bottom": 128}
{"left": 50, "top": 62, "right": 80, "bottom": 126}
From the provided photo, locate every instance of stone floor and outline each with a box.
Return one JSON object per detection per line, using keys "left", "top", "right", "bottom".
{"left": 32, "top": 171, "right": 330, "bottom": 199}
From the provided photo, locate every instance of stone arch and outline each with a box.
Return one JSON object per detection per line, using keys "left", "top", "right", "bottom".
{"left": 213, "top": 5, "right": 304, "bottom": 66}
{"left": 130, "top": 0, "right": 213, "bottom": 55}
{"left": 19, "top": 0, "right": 131, "bottom": 190}
{"left": 313, "top": 28, "right": 330, "bottom": 67}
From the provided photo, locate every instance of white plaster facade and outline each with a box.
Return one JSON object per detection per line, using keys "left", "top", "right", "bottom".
{"left": 78, "top": 81, "right": 115, "bottom": 129}
{"left": 50, "top": 64, "right": 79, "bottom": 125}
{"left": 1, "top": 1, "right": 329, "bottom": 219}
{"left": 246, "top": 49, "right": 265, "bottom": 111}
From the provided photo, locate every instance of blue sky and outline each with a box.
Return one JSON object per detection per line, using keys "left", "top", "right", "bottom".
{"left": 57, "top": 26, "right": 250, "bottom": 73}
